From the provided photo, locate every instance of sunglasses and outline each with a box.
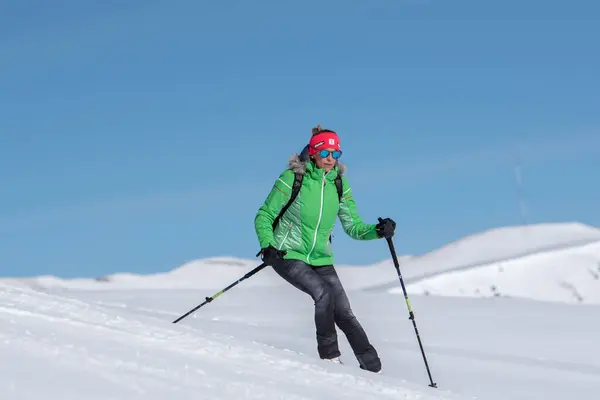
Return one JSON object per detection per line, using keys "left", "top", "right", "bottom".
{"left": 317, "top": 149, "right": 342, "bottom": 159}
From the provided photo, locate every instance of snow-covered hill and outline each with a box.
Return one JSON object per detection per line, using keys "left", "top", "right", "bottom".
{"left": 2, "top": 279, "right": 599, "bottom": 400}
{"left": 363, "top": 222, "right": 600, "bottom": 286}
{"left": 5, "top": 257, "right": 284, "bottom": 291}
{"left": 7, "top": 222, "right": 600, "bottom": 306}
{"left": 401, "top": 222, "right": 600, "bottom": 280}
{"left": 358, "top": 222, "right": 600, "bottom": 304}
{"left": 0, "top": 281, "right": 450, "bottom": 400}
{"left": 403, "top": 240, "right": 600, "bottom": 304}
{"left": 3, "top": 222, "right": 600, "bottom": 399}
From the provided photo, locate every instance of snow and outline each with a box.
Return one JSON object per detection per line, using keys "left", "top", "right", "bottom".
{"left": 404, "top": 241, "right": 600, "bottom": 304}
{"left": 403, "top": 222, "right": 600, "bottom": 276}
{"left": 362, "top": 222, "right": 600, "bottom": 290}
{"left": 10, "top": 222, "right": 600, "bottom": 298}
{"left": 2, "top": 279, "right": 600, "bottom": 399}
{"left": 4, "top": 257, "right": 285, "bottom": 291}
{"left": 2, "top": 222, "right": 600, "bottom": 399}
{"left": 0, "top": 281, "right": 458, "bottom": 400}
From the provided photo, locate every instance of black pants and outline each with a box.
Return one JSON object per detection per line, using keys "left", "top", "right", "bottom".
{"left": 272, "top": 258, "right": 381, "bottom": 372}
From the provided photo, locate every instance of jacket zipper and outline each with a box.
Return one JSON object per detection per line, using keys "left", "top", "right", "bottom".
{"left": 307, "top": 171, "right": 327, "bottom": 263}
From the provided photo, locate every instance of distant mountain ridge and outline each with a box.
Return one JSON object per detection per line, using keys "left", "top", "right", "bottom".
{"left": 3, "top": 222, "right": 600, "bottom": 305}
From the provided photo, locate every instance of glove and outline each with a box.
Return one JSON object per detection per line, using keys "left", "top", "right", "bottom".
{"left": 261, "top": 245, "right": 286, "bottom": 266}
{"left": 376, "top": 217, "right": 396, "bottom": 239}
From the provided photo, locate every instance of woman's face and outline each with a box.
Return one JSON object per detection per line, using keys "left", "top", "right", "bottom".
{"left": 313, "top": 149, "right": 339, "bottom": 171}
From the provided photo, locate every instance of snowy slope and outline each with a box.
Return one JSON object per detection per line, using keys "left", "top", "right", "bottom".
{"left": 4, "top": 222, "right": 600, "bottom": 306}
{"left": 0, "top": 281, "right": 457, "bottom": 400}
{"left": 363, "top": 222, "right": 600, "bottom": 288}
{"left": 2, "top": 280, "right": 600, "bottom": 400}
{"left": 4, "top": 257, "right": 286, "bottom": 291}
{"left": 403, "top": 240, "right": 600, "bottom": 304}
{"left": 404, "top": 222, "right": 600, "bottom": 276}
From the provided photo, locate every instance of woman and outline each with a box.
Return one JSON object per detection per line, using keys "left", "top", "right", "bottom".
{"left": 254, "top": 125, "right": 396, "bottom": 373}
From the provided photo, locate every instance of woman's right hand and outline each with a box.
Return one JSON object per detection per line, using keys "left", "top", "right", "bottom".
{"left": 261, "top": 246, "right": 287, "bottom": 266}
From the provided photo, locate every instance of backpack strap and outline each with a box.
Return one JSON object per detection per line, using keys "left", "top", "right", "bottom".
{"left": 257, "top": 171, "right": 303, "bottom": 257}
{"left": 272, "top": 171, "right": 303, "bottom": 231}
{"left": 334, "top": 174, "right": 343, "bottom": 203}
{"left": 329, "top": 173, "right": 344, "bottom": 244}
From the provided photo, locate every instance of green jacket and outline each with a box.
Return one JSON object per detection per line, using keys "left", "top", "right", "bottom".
{"left": 254, "top": 154, "right": 380, "bottom": 266}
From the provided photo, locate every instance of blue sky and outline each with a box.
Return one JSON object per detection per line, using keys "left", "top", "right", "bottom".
{"left": 1, "top": 0, "right": 599, "bottom": 278}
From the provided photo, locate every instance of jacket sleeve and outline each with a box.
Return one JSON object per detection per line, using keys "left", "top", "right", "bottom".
{"left": 254, "top": 169, "right": 296, "bottom": 249}
{"left": 337, "top": 175, "right": 380, "bottom": 240}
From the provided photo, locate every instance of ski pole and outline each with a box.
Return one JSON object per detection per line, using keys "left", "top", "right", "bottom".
{"left": 381, "top": 223, "right": 437, "bottom": 388}
{"left": 172, "top": 262, "right": 267, "bottom": 324}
